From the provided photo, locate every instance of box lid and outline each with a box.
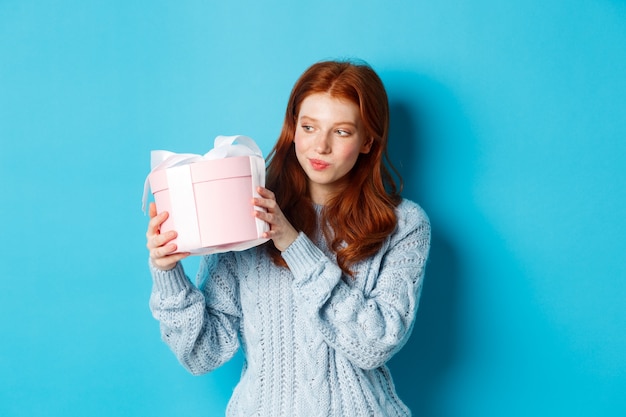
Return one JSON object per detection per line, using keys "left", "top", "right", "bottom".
{"left": 149, "top": 155, "right": 254, "bottom": 193}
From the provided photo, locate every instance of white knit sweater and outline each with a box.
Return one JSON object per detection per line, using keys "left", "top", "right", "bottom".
{"left": 149, "top": 199, "right": 430, "bottom": 417}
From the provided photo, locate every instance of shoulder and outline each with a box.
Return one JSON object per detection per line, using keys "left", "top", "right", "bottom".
{"left": 395, "top": 199, "right": 430, "bottom": 232}
{"left": 387, "top": 199, "right": 431, "bottom": 252}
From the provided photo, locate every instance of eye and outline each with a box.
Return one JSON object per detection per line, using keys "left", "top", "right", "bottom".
{"left": 336, "top": 129, "right": 351, "bottom": 137}
{"left": 301, "top": 125, "right": 314, "bottom": 132}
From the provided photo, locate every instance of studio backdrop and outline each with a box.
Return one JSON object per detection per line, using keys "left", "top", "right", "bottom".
{"left": 1, "top": 1, "right": 625, "bottom": 416}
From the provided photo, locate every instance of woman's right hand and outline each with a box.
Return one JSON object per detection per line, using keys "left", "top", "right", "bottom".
{"left": 146, "top": 202, "right": 190, "bottom": 271}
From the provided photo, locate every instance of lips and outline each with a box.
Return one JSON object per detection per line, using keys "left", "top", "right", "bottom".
{"left": 309, "top": 158, "right": 330, "bottom": 170}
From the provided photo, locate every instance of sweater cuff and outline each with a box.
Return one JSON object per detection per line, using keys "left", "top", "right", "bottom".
{"left": 149, "top": 259, "right": 192, "bottom": 297}
{"left": 282, "top": 233, "right": 342, "bottom": 305}
{"left": 281, "top": 233, "right": 322, "bottom": 276}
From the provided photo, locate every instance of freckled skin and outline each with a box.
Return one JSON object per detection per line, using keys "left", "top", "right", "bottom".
{"left": 294, "top": 93, "right": 372, "bottom": 205}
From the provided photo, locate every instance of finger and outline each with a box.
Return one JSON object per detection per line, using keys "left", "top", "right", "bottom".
{"left": 256, "top": 186, "right": 275, "bottom": 199}
{"left": 253, "top": 198, "right": 269, "bottom": 212}
{"left": 147, "top": 230, "right": 177, "bottom": 250}
{"left": 147, "top": 210, "right": 169, "bottom": 238}
{"left": 151, "top": 251, "right": 190, "bottom": 271}
{"left": 152, "top": 241, "right": 178, "bottom": 257}
{"left": 253, "top": 196, "right": 279, "bottom": 213}
{"left": 149, "top": 202, "right": 157, "bottom": 218}
{"left": 254, "top": 210, "right": 275, "bottom": 225}
{"left": 150, "top": 240, "right": 184, "bottom": 260}
{"left": 167, "top": 252, "right": 190, "bottom": 264}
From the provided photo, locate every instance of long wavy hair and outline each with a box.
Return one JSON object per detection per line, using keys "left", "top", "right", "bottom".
{"left": 265, "top": 60, "right": 402, "bottom": 276}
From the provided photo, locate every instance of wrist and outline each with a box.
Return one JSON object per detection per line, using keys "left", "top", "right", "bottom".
{"left": 276, "top": 229, "right": 299, "bottom": 252}
{"left": 150, "top": 257, "right": 177, "bottom": 271}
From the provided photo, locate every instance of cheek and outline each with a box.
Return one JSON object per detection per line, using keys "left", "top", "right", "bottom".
{"left": 293, "top": 134, "right": 308, "bottom": 164}
{"left": 293, "top": 132, "right": 311, "bottom": 154}
{"left": 337, "top": 144, "right": 363, "bottom": 164}
{"left": 293, "top": 135, "right": 303, "bottom": 154}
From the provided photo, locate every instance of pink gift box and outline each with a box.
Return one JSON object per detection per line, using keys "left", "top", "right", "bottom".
{"left": 148, "top": 154, "right": 269, "bottom": 255}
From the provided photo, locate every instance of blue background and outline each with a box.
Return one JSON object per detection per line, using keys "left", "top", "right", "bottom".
{"left": 1, "top": 1, "right": 625, "bottom": 416}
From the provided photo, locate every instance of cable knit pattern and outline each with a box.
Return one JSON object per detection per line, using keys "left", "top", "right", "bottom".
{"left": 149, "top": 199, "right": 430, "bottom": 417}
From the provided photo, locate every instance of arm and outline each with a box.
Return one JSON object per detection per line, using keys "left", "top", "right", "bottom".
{"left": 146, "top": 203, "right": 241, "bottom": 375}
{"left": 283, "top": 202, "right": 431, "bottom": 370}
{"left": 149, "top": 254, "right": 242, "bottom": 375}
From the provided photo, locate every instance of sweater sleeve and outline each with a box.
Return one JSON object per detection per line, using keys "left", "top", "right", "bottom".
{"left": 149, "top": 253, "right": 242, "bottom": 375}
{"left": 282, "top": 201, "right": 431, "bottom": 370}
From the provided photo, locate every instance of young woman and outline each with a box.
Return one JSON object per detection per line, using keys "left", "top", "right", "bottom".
{"left": 146, "top": 60, "right": 431, "bottom": 417}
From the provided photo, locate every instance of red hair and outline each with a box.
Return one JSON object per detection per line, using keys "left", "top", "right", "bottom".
{"left": 265, "top": 60, "right": 402, "bottom": 275}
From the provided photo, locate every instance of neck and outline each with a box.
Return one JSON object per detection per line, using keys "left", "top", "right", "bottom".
{"left": 308, "top": 178, "right": 350, "bottom": 205}
{"left": 308, "top": 187, "right": 330, "bottom": 205}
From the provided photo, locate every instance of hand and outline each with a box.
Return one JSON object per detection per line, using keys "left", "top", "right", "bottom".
{"left": 253, "top": 187, "right": 299, "bottom": 252}
{"left": 146, "top": 202, "right": 190, "bottom": 271}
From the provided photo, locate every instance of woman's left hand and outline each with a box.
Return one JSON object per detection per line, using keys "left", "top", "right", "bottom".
{"left": 253, "top": 186, "right": 299, "bottom": 252}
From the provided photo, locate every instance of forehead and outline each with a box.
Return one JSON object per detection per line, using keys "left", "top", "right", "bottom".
{"left": 298, "top": 93, "right": 360, "bottom": 122}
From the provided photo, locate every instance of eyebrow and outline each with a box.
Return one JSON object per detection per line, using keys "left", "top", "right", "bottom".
{"left": 298, "top": 115, "right": 358, "bottom": 127}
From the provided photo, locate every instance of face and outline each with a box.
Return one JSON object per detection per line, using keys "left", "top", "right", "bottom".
{"left": 294, "top": 93, "right": 372, "bottom": 205}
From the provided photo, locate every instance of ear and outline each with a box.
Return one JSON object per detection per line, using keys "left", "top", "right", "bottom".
{"left": 360, "top": 137, "right": 374, "bottom": 154}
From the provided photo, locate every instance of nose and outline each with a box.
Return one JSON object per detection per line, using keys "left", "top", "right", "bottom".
{"left": 314, "top": 131, "right": 332, "bottom": 154}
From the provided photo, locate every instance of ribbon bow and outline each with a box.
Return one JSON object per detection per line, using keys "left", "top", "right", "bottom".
{"left": 142, "top": 135, "right": 263, "bottom": 213}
